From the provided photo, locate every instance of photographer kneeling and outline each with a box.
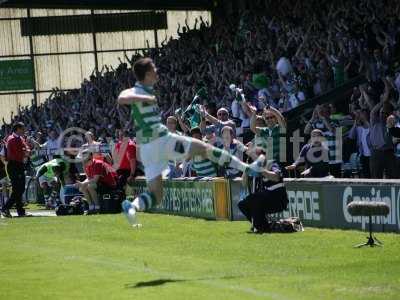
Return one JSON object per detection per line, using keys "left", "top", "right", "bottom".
{"left": 75, "top": 149, "right": 118, "bottom": 214}
{"left": 36, "top": 157, "right": 77, "bottom": 208}
{"left": 238, "top": 158, "right": 288, "bottom": 234}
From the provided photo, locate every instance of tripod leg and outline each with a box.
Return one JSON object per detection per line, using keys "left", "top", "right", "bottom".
{"left": 354, "top": 242, "right": 369, "bottom": 248}
{"left": 373, "top": 235, "right": 383, "bottom": 245}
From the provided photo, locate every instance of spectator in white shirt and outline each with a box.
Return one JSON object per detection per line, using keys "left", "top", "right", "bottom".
{"left": 42, "top": 129, "right": 61, "bottom": 160}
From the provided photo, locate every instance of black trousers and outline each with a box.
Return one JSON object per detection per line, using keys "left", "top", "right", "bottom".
{"left": 238, "top": 188, "right": 288, "bottom": 231}
{"left": 116, "top": 169, "right": 130, "bottom": 190}
{"left": 329, "top": 163, "right": 342, "bottom": 178}
{"left": 370, "top": 149, "right": 397, "bottom": 179}
{"left": 360, "top": 155, "right": 371, "bottom": 178}
{"left": 4, "top": 161, "right": 26, "bottom": 215}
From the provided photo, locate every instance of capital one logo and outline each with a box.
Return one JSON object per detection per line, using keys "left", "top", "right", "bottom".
{"left": 342, "top": 186, "right": 400, "bottom": 230}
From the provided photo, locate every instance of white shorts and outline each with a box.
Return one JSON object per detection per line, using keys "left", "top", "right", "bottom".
{"left": 139, "top": 133, "right": 192, "bottom": 181}
{"left": 39, "top": 175, "right": 57, "bottom": 186}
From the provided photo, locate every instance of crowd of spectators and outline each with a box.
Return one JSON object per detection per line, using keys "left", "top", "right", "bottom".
{"left": 1, "top": 0, "right": 400, "bottom": 182}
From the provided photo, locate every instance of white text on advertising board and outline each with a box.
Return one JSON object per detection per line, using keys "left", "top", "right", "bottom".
{"left": 342, "top": 186, "right": 400, "bottom": 230}
{"left": 286, "top": 190, "right": 320, "bottom": 221}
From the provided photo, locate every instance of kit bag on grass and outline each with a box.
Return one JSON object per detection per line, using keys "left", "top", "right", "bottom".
{"left": 55, "top": 196, "right": 85, "bottom": 216}
{"left": 269, "top": 217, "right": 304, "bottom": 233}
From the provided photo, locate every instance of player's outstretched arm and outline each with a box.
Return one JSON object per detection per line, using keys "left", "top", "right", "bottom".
{"left": 117, "top": 89, "right": 156, "bottom": 105}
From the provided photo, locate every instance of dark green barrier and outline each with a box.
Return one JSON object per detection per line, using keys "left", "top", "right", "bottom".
{"left": 230, "top": 178, "right": 400, "bottom": 233}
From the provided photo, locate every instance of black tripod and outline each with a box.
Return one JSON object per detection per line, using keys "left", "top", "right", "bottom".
{"left": 354, "top": 215, "right": 383, "bottom": 248}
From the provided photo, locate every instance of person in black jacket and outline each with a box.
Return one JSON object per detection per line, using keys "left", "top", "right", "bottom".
{"left": 238, "top": 159, "right": 288, "bottom": 233}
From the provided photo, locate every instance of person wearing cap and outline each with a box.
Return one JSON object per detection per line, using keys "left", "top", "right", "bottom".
{"left": 247, "top": 101, "right": 286, "bottom": 164}
{"left": 201, "top": 106, "right": 236, "bottom": 138}
{"left": 75, "top": 149, "right": 118, "bottom": 213}
{"left": 1, "top": 122, "right": 30, "bottom": 218}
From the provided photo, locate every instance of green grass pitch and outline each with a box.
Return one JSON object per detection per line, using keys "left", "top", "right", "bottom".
{"left": 1, "top": 213, "right": 399, "bottom": 300}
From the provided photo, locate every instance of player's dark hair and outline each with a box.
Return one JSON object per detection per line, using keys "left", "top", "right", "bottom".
{"left": 133, "top": 58, "right": 154, "bottom": 81}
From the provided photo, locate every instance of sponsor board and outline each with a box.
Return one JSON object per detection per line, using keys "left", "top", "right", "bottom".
{"left": 229, "top": 179, "right": 322, "bottom": 225}
{"left": 339, "top": 185, "right": 400, "bottom": 231}
{"left": 126, "top": 178, "right": 217, "bottom": 219}
{"left": 230, "top": 179, "right": 399, "bottom": 232}
{"left": 0, "top": 59, "right": 34, "bottom": 91}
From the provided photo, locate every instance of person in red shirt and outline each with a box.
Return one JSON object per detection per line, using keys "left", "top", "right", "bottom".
{"left": 1, "top": 122, "right": 30, "bottom": 218}
{"left": 75, "top": 149, "right": 117, "bottom": 213}
{"left": 112, "top": 130, "right": 137, "bottom": 188}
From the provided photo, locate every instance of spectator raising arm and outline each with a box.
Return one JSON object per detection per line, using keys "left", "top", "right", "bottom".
{"left": 265, "top": 106, "right": 286, "bottom": 129}
{"left": 305, "top": 106, "right": 319, "bottom": 135}
{"left": 176, "top": 114, "right": 190, "bottom": 134}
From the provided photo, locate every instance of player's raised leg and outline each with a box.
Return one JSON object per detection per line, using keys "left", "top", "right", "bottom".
{"left": 188, "top": 137, "right": 264, "bottom": 176}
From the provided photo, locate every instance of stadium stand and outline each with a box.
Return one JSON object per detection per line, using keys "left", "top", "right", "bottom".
{"left": 1, "top": 0, "right": 400, "bottom": 182}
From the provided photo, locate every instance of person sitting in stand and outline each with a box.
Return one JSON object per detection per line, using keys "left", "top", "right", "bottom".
{"left": 286, "top": 129, "right": 330, "bottom": 177}
{"left": 221, "top": 126, "right": 250, "bottom": 178}
{"left": 185, "top": 127, "right": 218, "bottom": 178}
{"left": 75, "top": 149, "right": 118, "bottom": 214}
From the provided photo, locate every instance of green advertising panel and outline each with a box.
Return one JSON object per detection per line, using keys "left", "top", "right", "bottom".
{"left": 0, "top": 59, "right": 34, "bottom": 91}
{"left": 127, "top": 178, "right": 216, "bottom": 219}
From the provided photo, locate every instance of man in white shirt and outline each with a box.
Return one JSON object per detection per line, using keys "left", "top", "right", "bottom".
{"left": 42, "top": 129, "right": 61, "bottom": 160}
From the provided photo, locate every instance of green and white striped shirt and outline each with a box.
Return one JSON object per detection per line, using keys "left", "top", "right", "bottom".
{"left": 192, "top": 156, "right": 217, "bottom": 177}
{"left": 130, "top": 83, "right": 168, "bottom": 144}
{"left": 255, "top": 125, "right": 283, "bottom": 162}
